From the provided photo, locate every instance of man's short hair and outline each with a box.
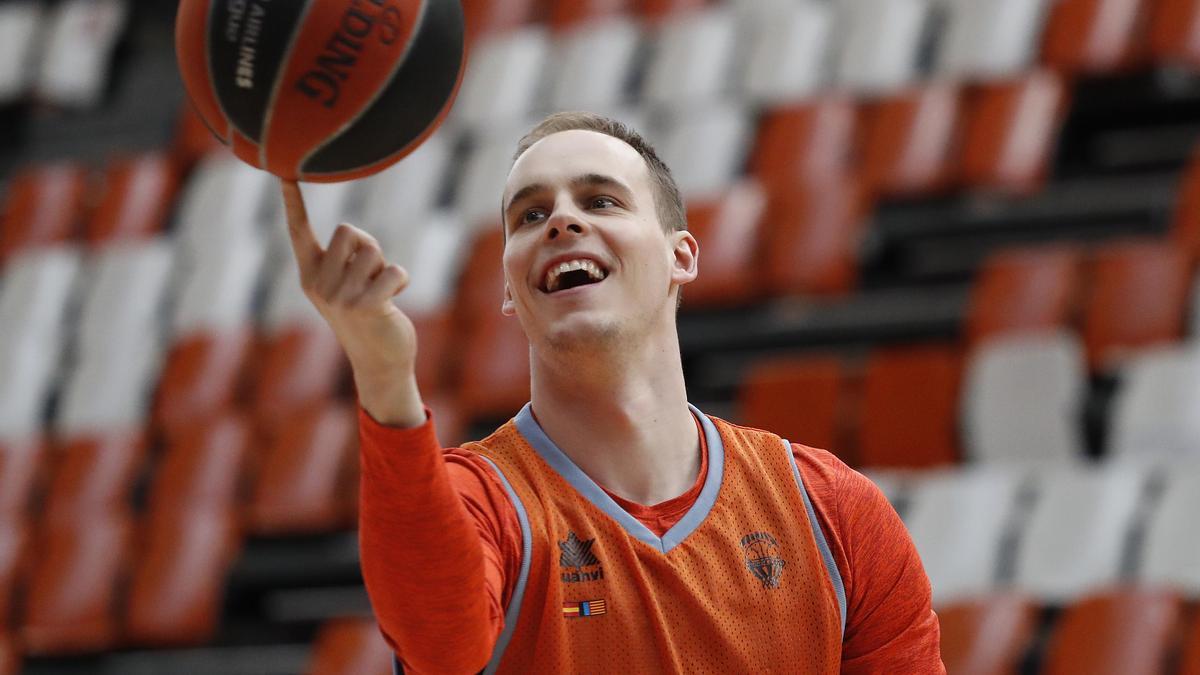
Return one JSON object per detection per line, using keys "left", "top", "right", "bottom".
{"left": 512, "top": 112, "right": 688, "bottom": 233}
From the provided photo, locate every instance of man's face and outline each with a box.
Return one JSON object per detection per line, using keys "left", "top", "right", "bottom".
{"left": 500, "top": 129, "right": 697, "bottom": 351}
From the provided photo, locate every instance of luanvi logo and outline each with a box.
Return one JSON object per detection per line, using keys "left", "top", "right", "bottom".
{"left": 558, "top": 532, "right": 603, "bottom": 583}
{"left": 741, "top": 531, "right": 786, "bottom": 589}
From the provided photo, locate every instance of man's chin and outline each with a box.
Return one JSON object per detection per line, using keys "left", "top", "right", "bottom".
{"left": 541, "top": 312, "right": 622, "bottom": 351}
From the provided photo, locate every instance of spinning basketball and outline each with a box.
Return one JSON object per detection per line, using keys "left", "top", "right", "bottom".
{"left": 176, "top": 0, "right": 464, "bottom": 182}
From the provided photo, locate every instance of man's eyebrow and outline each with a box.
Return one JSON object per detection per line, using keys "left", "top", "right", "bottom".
{"left": 570, "top": 173, "right": 632, "bottom": 195}
{"left": 505, "top": 182, "right": 548, "bottom": 214}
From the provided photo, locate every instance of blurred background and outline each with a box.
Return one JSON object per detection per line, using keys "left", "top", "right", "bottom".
{"left": 1, "top": 0, "right": 1200, "bottom": 673}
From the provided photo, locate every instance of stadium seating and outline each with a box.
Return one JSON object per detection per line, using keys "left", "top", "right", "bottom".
{"left": 903, "top": 467, "right": 1023, "bottom": 603}
{"left": 1138, "top": 466, "right": 1200, "bottom": 594}
{"left": 737, "top": 356, "right": 844, "bottom": 458}
{"left": 857, "top": 345, "right": 962, "bottom": 468}
{"left": 452, "top": 26, "right": 550, "bottom": 129}
{"left": 937, "top": 594, "right": 1037, "bottom": 675}
{"left": 833, "top": 0, "right": 931, "bottom": 95}
{"left": 1040, "top": 587, "right": 1182, "bottom": 675}
{"left": 680, "top": 179, "right": 766, "bottom": 308}
{"left": 34, "top": 0, "right": 128, "bottom": 107}
{"left": 0, "top": 165, "right": 86, "bottom": 265}
{"left": 859, "top": 83, "right": 962, "bottom": 198}
{"left": 1184, "top": 617, "right": 1200, "bottom": 675}
{"left": 547, "top": 13, "right": 641, "bottom": 111}
{"left": 1148, "top": 0, "right": 1200, "bottom": 68}
{"left": 42, "top": 432, "right": 145, "bottom": 524}
{"left": 732, "top": 0, "right": 832, "bottom": 104}
{"left": 1013, "top": 463, "right": 1146, "bottom": 602}
{"left": 86, "top": 153, "right": 179, "bottom": 245}
{"left": 1081, "top": 240, "right": 1192, "bottom": 371}
{"left": 306, "top": 618, "right": 392, "bottom": 675}
{"left": 641, "top": 4, "right": 737, "bottom": 107}
{"left": 1108, "top": 346, "right": 1200, "bottom": 461}
{"left": 964, "top": 246, "right": 1083, "bottom": 348}
{"left": 935, "top": 0, "right": 1048, "bottom": 80}
{"left": 749, "top": 97, "right": 858, "bottom": 193}
{"left": 0, "top": 1, "right": 41, "bottom": 104}
{"left": 961, "top": 332, "right": 1088, "bottom": 464}
{"left": 759, "top": 177, "right": 866, "bottom": 296}
{"left": 1041, "top": 0, "right": 1148, "bottom": 74}
{"left": 0, "top": 437, "right": 41, "bottom": 517}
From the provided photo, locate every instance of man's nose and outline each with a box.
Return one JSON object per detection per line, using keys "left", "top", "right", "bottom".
{"left": 544, "top": 205, "right": 587, "bottom": 241}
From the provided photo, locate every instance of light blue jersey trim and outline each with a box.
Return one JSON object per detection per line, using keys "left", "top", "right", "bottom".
{"left": 478, "top": 457, "right": 533, "bottom": 675}
{"left": 512, "top": 402, "right": 725, "bottom": 554}
{"left": 390, "top": 458, "right": 533, "bottom": 675}
{"left": 783, "top": 439, "right": 847, "bottom": 638}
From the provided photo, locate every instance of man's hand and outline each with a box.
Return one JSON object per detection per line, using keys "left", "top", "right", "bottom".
{"left": 282, "top": 180, "right": 426, "bottom": 427}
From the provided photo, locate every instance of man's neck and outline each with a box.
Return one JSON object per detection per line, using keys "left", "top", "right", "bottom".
{"left": 528, "top": 328, "right": 701, "bottom": 508}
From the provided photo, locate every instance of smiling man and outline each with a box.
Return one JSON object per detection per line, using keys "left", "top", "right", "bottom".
{"left": 282, "top": 112, "right": 944, "bottom": 674}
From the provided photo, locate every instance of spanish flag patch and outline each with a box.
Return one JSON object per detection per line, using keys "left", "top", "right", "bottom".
{"left": 562, "top": 599, "right": 607, "bottom": 618}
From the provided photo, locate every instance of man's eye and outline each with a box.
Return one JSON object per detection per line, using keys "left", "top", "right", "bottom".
{"left": 590, "top": 196, "right": 615, "bottom": 209}
{"left": 522, "top": 209, "right": 546, "bottom": 224}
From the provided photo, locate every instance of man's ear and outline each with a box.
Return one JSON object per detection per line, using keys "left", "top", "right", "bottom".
{"left": 501, "top": 282, "right": 517, "bottom": 316}
{"left": 670, "top": 230, "right": 699, "bottom": 287}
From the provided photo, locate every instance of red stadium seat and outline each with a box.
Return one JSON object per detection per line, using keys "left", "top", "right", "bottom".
{"left": 251, "top": 324, "right": 347, "bottom": 429}
{"left": 42, "top": 431, "right": 145, "bottom": 524}
{"left": 1182, "top": 614, "right": 1200, "bottom": 675}
{"left": 306, "top": 618, "right": 393, "bottom": 675}
{"left": 247, "top": 403, "right": 357, "bottom": 535}
{"left": 1148, "top": 0, "right": 1200, "bottom": 68}
{"left": 0, "top": 163, "right": 87, "bottom": 265}
{"left": 760, "top": 177, "right": 867, "bottom": 297}
{"left": 125, "top": 508, "right": 239, "bottom": 646}
{"left": 959, "top": 71, "right": 1069, "bottom": 194}
{"left": 1171, "top": 146, "right": 1200, "bottom": 261}
{"left": 458, "top": 313, "right": 532, "bottom": 422}
{"left": 859, "top": 82, "right": 963, "bottom": 198}
{"left": 737, "top": 356, "right": 846, "bottom": 459}
{"left": 0, "top": 437, "right": 43, "bottom": 516}
{"left": 462, "top": 0, "right": 539, "bottom": 43}
{"left": 749, "top": 97, "right": 858, "bottom": 195}
{"left": 453, "top": 229, "right": 532, "bottom": 421}
{"left": 858, "top": 345, "right": 961, "bottom": 469}
{"left": 1041, "top": 587, "right": 1182, "bottom": 675}
{"left": 1082, "top": 241, "right": 1192, "bottom": 370}
{"left": 85, "top": 153, "right": 179, "bottom": 245}
{"left": 681, "top": 179, "right": 767, "bottom": 308}
{"left": 147, "top": 414, "right": 250, "bottom": 515}
{"left": 21, "top": 512, "right": 130, "bottom": 654}
{"left": 0, "top": 631, "right": 17, "bottom": 675}
{"left": 410, "top": 310, "right": 453, "bottom": 396}
{"left": 638, "top": 0, "right": 708, "bottom": 22}
{"left": 937, "top": 594, "right": 1037, "bottom": 675}
{"left": 0, "top": 517, "right": 26, "bottom": 632}
{"left": 548, "top": 0, "right": 631, "bottom": 31}
{"left": 154, "top": 328, "right": 254, "bottom": 436}
{"left": 965, "top": 245, "right": 1083, "bottom": 347}
{"left": 1041, "top": 0, "right": 1149, "bottom": 73}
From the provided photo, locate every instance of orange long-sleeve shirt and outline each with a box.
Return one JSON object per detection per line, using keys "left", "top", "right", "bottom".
{"left": 358, "top": 407, "right": 943, "bottom": 674}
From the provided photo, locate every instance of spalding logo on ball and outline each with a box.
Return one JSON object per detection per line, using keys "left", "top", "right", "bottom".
{"left": 176, "top": 0, "right": 465, "bottom": 182}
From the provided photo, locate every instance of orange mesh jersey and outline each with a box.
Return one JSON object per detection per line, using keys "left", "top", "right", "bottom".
{"left": 358, "top": 403, "right": 944, "bottom": 674}
{"left": 466, "top": 405, "right": 844, "bottom": 673}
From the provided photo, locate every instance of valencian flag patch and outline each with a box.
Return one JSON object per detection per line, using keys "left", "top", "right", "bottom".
{"left": 562, "top": 599, "right": 607, "bottom": 618}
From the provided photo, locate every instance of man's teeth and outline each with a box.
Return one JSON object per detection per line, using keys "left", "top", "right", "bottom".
{"left": 545, "top": 259, "right": 606, "bottom": 292}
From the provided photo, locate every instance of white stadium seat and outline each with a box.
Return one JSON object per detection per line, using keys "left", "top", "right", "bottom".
{"left": 833, "top": 0, "right": 932, "bottom": 96}
{"left": 641, "top": 6, "right": 739, "bottom": 108}
{"left": 384, "top": 212, "right": 472, "bottom": 317}
{"left": 34, "top": 0, "right": 128, "bottom": 107}
{"left": 1108, "top": 346, "right": 1200, "bottom": 462}
{"left": 935, "top": 0, "right": 1050, "bottom": 80}
{"left": 732, "top": 0, "right": 834, "bottom": 104}
{"left": 55, "top": 334, "right": 162, "bottom": 437}
{"left": 962, "top": 332, "right": 1087, "bottom": 464}
{"left": 1139, "top": 467, "right": 1200, "bottom": 596}
{"left": 904, "top": 467, "right": 1024, "bottom": 604}
{"left": 350, "top": 130, "right": 455, "bottom": 240}
{"left": 548, "top": 17, "right": 642, "bottom": 112}
{"left": 1013, "top": 462, "right": 1146, "bottom": 603}
{"left": 171, "top": 233, "right": 266, "bottom": 336}
{"left": 174, "top": 156, "right": 273, "bottom": 264}
{"left": 0, "top": 337, "right": 61, "bottom": 441}
{"left": 452, "top": 27, "right": 550, "bottom": 129}
{"left": 653, "top": 103, "right": 751, "bottom": 200}
{"left": 76, "top": 238, "right": 174, "bottom": 360}
{"left": 0, "top": 246, "right": 82, "bottom": 353}
{"left": 456, "top": 124, "right": 530, "bottom": 228}
{"left": 0, "top": 1, "right": 42, "bottom": 103}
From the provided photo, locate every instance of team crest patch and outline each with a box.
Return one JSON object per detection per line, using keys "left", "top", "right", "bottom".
{"left": 741, "top": 531, "right": 786, "bottom": 589}
{"left": 559, "top": 531, "right": 604, "bottom": 583}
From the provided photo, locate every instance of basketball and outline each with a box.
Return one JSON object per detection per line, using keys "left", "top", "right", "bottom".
{"left": 175, "top": 0, "right": 465, "bottom": 182}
